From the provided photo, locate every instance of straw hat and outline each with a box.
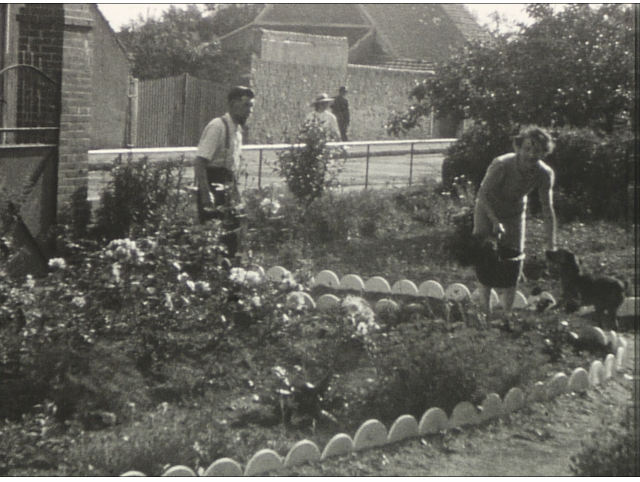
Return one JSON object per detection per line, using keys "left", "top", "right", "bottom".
{"left": 311, "top": 93, "right": 334, "bottom": 106}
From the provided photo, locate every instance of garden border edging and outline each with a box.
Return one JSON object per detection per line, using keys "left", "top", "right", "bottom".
{"left": 119, "top": 268, "right": 632, "bottom": 477}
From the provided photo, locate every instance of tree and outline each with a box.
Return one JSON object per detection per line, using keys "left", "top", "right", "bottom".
{"left": 388, "top": 4, "right": 634, "bottom": 136}
{"left": 117, "top": 4, "right": 263, "bottom": 83}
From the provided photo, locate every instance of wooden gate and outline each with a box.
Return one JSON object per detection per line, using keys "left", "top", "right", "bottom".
{"left": 0, "top": 64, "right": 60, "bottom": 278}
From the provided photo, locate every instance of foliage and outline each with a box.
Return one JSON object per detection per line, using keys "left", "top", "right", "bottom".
{"left": 439, "top": 126, "right": 632, "bottom": 223}
{"left": 362, "top": 321, "right": 548, "bottom": 424}
{"left": 117, "top": 4, "right": 263, "bottom": 83}
{"left": 570, "top": 418, "right": 639, "bottom": 476}
{"left": 544, "top": 128, "right": 633, "bottom": 223}
{"left": 387, "top": 4, "right": 633, "bottom": 136}
{"left": 93, "top": 157, "right": 188, "bottom": 241}
{"left": 275, "top": 118, "right": 347, "bottom": 205}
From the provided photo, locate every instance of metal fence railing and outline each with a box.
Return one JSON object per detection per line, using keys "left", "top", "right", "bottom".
{"left": 88, "top": 138, "right": 456, "bottom": 201}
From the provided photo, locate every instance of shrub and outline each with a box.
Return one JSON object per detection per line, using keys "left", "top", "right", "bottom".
{"left": 93, "top": 157, "right": 188, "bottom": 240}
{"left": 440, "top": 125, "right": 632, "bottom": 222}
{"left": 570, "top": 419, "right": 639, "bottom": 476}
{"left": 362, "top": 322, "right": 547, "bottom": 424}
{"left": 275, "top": 118, "right": 346, "bottom": 205}
{"left": 545, "top": 128, "right": 633, "bottom": 222}
{"left": 441, "top": 123, "right": 513, "bottom": 190}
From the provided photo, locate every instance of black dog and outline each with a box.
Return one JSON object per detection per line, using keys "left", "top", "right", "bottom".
{"left": 468, "top": 235, "right": 524, "bottom": 289}
{"left": 546, "top": 248, "right": 625, "bottom": 329}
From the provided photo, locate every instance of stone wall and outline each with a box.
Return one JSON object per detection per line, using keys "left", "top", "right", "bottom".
{"left": 89, "top": 5, "right": 131, "bottom": 150}
{"left": 249, "top": 46, "right": 435, "bottom": 143}
{"left": 346, "top": 64, "right": 433, "bottom": 141}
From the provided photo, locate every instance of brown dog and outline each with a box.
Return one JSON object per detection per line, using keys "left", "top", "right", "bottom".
{"left": 545, "top": 248, "right": 625, "bottom": 329}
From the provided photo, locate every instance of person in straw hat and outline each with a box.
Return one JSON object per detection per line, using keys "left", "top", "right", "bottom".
{"left": 304, "top": 93, "right": 340, "bottom": 141}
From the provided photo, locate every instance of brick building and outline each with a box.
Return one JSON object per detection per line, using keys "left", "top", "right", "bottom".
{"left": 0, "top": 4, "right": 130, "bottom": 275}
{"left": 0, "top": 4, "right": 131, "bottom": 215}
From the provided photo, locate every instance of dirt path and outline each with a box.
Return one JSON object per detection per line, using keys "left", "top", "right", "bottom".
{"left": 283, "top": 336, "right": 637, "bottom": 476}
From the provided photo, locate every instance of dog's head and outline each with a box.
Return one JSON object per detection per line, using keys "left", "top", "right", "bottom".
{"left": 546, "top": 248, "right": 580, "bottom": 276}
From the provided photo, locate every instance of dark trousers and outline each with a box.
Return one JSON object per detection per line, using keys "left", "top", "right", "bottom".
{"left": 338, "top": 123, "right": 349, "bottom": 142}
{"left": 197, "top": 166, "right": 241, "bottom": 256}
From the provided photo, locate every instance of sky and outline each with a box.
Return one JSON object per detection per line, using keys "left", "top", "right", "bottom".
{"left": 97, "top": 3, "right": 534, "bottom": 32}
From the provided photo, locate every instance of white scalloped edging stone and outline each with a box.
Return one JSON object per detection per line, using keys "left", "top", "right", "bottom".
{"left": 547, "top": 372, "right": 569, "bottom": 399}
{"left": 592, "top": 327, "right": 607, "bottom": 346}
{"left": 353, "top": 419, "right": 388, "bottom": 451}
{"left": 340, "top": 274, "right": 365, "bottom": 291}
{"left": 321, "top": 433, "right": 353, "bottom": 460}
{"left": 266, "top": 265, "right": 288, "bottom": 281}
{"left": 471, "top": 288, "right": 499, "bottom": 309}
{"left": 202, "top": 458, "right": 243, "bottom": 477}
{"left": 604, "top": 353, "right": 615, "bottom": 380}
{"left": 449, "top": 401, "right": 479, "bottom": 428}
{"left": 617, "top": 296, "right": 636, "bottom": 317}
{"left": 616, "top": 346, "right": 625, "bottom": 371}
{"left": 607, "top": 330, "right": 619, "bottom": 350}
{"left": 284, "top": 439, "right": 321, "bottom": 468}
{"left": 387, "top": 414, "right": 419, "bottom": 444}
{"left": 286, "top": 291, "right": 316, "bottom": 310}
{"left": 418, "top": 280, "right": 445, "bottom": 299}
{"left": 568, "top": 367, "right": 590, "bottom": 393}
{"left": 244, "top": 449, "right": 283, "bottom": 476}
{"left": 364, "top": 276, "right": 391, "bottom": 294}
{"left": 480, "top": 393, "right": 503, "bottom": 422}
{"left": 418, "top": 407, "right": 449, "bottom": 435}
{"left": 589, "top": 360, "right": 604, "bottom": 386}
{"left": 161, "top": 465, "right": 196, "bottom": 476}
{"left": 316, "top": 294, "right": 341, "bottom": 311}
{"left": 392, "top": 279, "right": 419, "bottom": 296}
{"left": 120, "top": 471, "right": 146, "bottom": 477}
{"left": 503, "top": 387, "right": 525, "bottom": 413}
{"left": 512, "top": 290, "right": 528, "bottom": 309}
{"left": 313, "top": 270, "right": 341, "bottom": 289}
{"left": 374, "top": 298, "right": 399, "bottom": 313}
{"left": 445, "top": 283, "right": 471, "bottom": 302}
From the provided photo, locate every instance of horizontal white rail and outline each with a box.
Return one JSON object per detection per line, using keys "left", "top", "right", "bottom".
{"left": 88, "top": 138, "right": 457, "bottom": 157}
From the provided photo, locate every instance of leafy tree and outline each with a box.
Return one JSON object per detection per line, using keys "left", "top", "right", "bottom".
{"left": 388, "top": 4, "right": 634, "bottom": 136}
{"left": 117, "top": 4, "right": 263, "bottom": 83}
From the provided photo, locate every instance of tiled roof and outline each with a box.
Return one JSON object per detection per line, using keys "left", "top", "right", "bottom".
{"left": 257, "top": 4, "right": 370, "bottom": 28}
{"left": 439, "top": 4, "right": 493, "bottom": 43}
{"left": 222, "top": 4, "right": 492, "bottom": 64}
{"left": 359, "top": 4, "right": 490, "bottom": 64}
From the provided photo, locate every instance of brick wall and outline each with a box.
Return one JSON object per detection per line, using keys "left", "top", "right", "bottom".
{"left": 56, "top": 4, "right": 93, "bottom": 213}
{"left": 15, "top": 4, "right": 64, "bottom": 143}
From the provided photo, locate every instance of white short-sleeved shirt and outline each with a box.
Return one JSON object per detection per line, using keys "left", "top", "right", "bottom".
{"left": 195, "top": 112, "right": 243, "bottom": 171}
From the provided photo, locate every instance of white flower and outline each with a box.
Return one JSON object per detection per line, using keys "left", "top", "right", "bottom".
{"left": 48, "top": 258, "right": 67, "bottom": 269}
{"left": 195, "top": 281, "right": 211, "bottom": 293}
{"left": 250, "top": 296, "right": 262, "bottom": 308}
{"left": 111, "top": 262, "right": 122, "bottom": 282}
{"left": 186, "top": 280, "right": 196, "bottom": 292}
{"left": 245, "top": 270, "right": 263, "bottom": 286}
{"left": 164, "top": 293, "right": 174, "bottom": 310}
{"left": 177, "top": 273, "right": 190, "bottom": 283}
{"left": 229, "top": 267, "right": 247, "bottom": 284}
{"left": 71, "top": 296, "right": 87, "bottom": 308}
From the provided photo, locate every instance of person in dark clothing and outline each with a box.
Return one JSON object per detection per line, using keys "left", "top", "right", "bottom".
{"left": 331, "top": 86, "right": 350, "bottom": 142}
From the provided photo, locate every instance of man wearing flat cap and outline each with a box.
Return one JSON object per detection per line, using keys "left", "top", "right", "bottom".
{"left": 305, "top": 93, "right": 340, "bottom": 141}
{"left": 194, "top": 85, "right": 255, "bottom": 256}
